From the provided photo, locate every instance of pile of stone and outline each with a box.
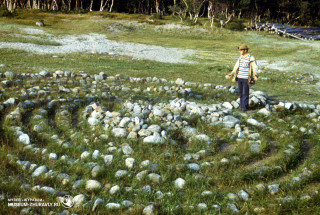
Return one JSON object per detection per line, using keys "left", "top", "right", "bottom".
{"left": 0, "top": 69, "right": 320, "bottom": 214}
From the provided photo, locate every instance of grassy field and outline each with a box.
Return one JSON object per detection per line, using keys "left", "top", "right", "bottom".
{"left": 0, "top": 9, "right": 319, "bottom": 103}
{"left": 0, "top": 9, "right": 320, "bottom": 215}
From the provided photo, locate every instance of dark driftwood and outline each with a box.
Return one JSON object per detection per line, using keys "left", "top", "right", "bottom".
{"left": 245, "top": 23, "right": 320, "bottom": 40}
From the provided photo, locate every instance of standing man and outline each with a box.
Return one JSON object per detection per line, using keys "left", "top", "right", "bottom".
{"left": 226, "top": 44, "right": 258, "bottom": 112}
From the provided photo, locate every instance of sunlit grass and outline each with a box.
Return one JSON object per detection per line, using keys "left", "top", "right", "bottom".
{"left": 0, "top": 10, "right": 319, "bottom": 214}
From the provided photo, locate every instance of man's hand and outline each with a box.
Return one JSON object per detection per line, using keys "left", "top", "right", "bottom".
{"left": 225, "top": 74, "right": 232, "bottom": 79}
{"left": 254, "top": 76, "right": 258, "bottom": 81}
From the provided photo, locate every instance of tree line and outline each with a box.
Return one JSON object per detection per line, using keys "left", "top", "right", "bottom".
{"left": 2, "top": 0, "right": 320, "bottom": 27}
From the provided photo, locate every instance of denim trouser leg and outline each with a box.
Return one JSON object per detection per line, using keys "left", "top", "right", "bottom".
{"left": 238, "top": 78, "right": 249, "bottom": 111}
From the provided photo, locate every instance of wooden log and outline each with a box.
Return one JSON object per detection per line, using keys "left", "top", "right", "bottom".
{"left": 287, "top": 33, "right": 305, "bottom": 40}
{"left": 245, "top": 23, "right": 319, "bottom": 40}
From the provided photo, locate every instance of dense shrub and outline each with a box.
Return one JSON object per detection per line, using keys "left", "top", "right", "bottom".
{"left": 225, "top": 19, "right": 246, "bottom": 31}
{"left": 0, "top": 8, "right": 16, "bottom": 18}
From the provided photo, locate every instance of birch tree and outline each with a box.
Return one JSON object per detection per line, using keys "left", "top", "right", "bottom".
{"left": 181, "top": 0, "right": 207, "bottom": 23}
{"left": 66, "top": 0, "right": 72, "bottom": 10}
{"left": 109, "top": 0, "right": 114, "bottom": 12}
{"left": 99, "top": 0, "right": 114, "bottom": 12}
{"left": 51, "top": 0, "right": 58, "bottom": 10}
{"left": 32, "top": 0, "right": 38, "bottom": 9}
{"left": 89, "top": 0, "right": 94, "bottom": 11}
{"left": 208, "top": 0, "right": 214, "bottom": 27}
{"left": 172, "top": 0, "right": 177, "bottom": 15}
{"left": 6, "top": 0, "right": 17, "bottom": 12}
{"left": 155, "top": 0, "right": 160, "bottom": 14}
{"left": 220, "top": 8, "right": 234, "bottom": 28}
{"left": 100, "top": 0, "right": 109, "bottom": 11}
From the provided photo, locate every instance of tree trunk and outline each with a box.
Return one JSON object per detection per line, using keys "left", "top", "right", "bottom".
{"left": 6, "top": 0, "right": 17, "bottom": 12}
{"left": 45, "top": 0, "right": 50, "bottom": 10}
{"left": 172, "top": 0, "right": 177, "bottom": 15}
{"left": 26, "top": 0, "right": 31, "bottom": 8}
{"left": 193, "top": 14, "right": 199, "bottom": 23}
{"left": 51, "top": 0, "right": 58, "bottom": 10}
{"left": 155, "top": 0, "right": 160, "bottom": 14}
{"left": 192, "top": 0, "right": 207, "bottom": 23}
{"left": 221, "top": 10, "right": 234, "bottom": 28}
{"left": 100, "top": 0, "right": 109, "bottom": 11}
{"left": 238, "top": 10, "right": 242, "bottom": 19}
{"left": 189, "top": 12, "right": 193, "bottom": 20}
{"left": 182, "top": 0, "right": 189, "bottom": 17}
{"left": 254, "top": 14, "right": 261, "bottom": 25}
{"left": 208, "top": 1, "right": 215, "bottom": 28}
{"left": 109, "top": 0, "right": 114, "bottom": 12}
{"left": 75, "top": 0, "right": 79, "bottom": 10}
{"left": 61, "top": 0, "right": 67, "bottom": 10}
{"left": 67, "top": 0, "right": 72, "bottom": 11}
{"left": 32, "top": 0, "right": 37, "bottom": 9}
{"left": 88, "top": 0, "right": 93, "bottom": 11}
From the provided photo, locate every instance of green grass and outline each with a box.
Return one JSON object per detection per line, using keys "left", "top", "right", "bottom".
{"left": 0, "top": 9, "right": 320, "bottom": 215}
{"left": 0, "top": 10, "right": 319, "bottom": 103}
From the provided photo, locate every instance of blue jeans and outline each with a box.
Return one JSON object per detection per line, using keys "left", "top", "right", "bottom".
{"left": 238, "top": 78, "right": 249, "bottom": 111}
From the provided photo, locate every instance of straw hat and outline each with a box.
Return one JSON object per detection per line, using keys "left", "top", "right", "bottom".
{"left": 238, "top": 44, "right": 249, "bottom": 50}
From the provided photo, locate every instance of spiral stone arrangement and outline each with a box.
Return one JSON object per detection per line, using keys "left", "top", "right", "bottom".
{"left": 1, "top": 69, "right": 319, "bottom": 214}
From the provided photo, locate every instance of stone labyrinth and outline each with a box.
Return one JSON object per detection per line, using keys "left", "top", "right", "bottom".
{"left": 1, "top": 69, "right": 320, "bottom": 214}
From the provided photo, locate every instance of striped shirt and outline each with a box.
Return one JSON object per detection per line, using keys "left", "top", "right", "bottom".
{"left": 237, "top": 54, "right": 251, "bottom": 79}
